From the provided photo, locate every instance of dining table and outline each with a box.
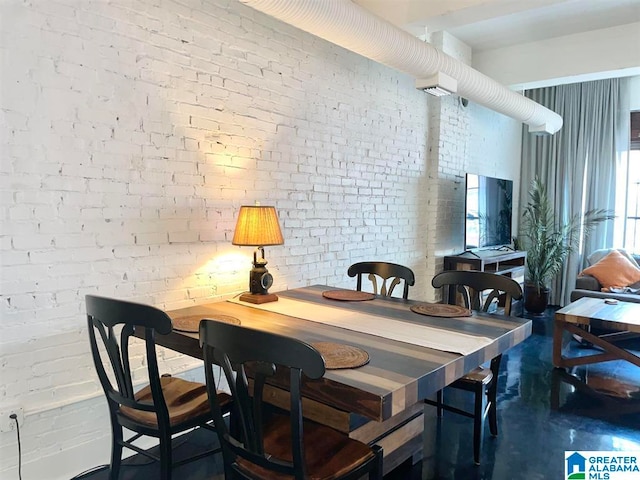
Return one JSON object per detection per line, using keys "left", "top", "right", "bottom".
{"left": 150, "top": 284, "right": 532, "bottom": 474}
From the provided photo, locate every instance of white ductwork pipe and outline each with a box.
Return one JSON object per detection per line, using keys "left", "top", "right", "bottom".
{"left": 239, "top": 0, "right": 563, "bottom": 134}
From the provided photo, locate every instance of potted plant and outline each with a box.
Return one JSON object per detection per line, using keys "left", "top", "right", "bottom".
{"left": 518, "top": 177, "right": 613, "bottom": 314}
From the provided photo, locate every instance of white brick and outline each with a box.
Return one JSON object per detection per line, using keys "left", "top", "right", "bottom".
{"left": 0, "top": 0, "right": 519, "bottom": 477}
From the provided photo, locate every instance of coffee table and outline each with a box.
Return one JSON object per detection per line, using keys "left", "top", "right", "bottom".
{"left": 553, "top": 297, "right": 640, "bottom": 368}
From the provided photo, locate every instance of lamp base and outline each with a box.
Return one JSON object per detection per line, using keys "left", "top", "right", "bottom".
{"left": 239, "top": 292, "right": 279, "bottom": 304}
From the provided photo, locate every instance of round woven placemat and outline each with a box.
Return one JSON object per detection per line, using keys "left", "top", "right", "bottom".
{"left": 410, "top": 303, "right": 472, "bottom": 318}
{"left": 172, "top": 314, "right": 241, "bottom": 333}
{"left": 322, "top": 290, "right": 375, "bottom": 301}
{"left": 312, "top": 342, "right": 370, "bottom": 369}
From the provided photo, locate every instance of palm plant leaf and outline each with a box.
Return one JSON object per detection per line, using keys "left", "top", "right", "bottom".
{"left": 519, "top": 177, "right": 614, "bottom": 290}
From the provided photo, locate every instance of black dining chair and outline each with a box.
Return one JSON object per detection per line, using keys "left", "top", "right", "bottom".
{"left": 348, "top": 261, "right": 415, "bottom": 299}
{"left": 86, "top": 295, "right": 231, "bottom": 480}
{"left": 427, "top": 271, "right": 523, "bottom": 465}
{"left": 200, "top": 319, "right": 383, "bottom": 480}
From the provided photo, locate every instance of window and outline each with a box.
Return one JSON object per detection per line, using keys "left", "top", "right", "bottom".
{"left": 618, "top": 111, "right": 640, "bottom": 254}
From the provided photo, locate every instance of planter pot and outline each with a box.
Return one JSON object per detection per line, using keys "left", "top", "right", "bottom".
{"left": 524, "top": 283, "right": 550, "bottom": 315}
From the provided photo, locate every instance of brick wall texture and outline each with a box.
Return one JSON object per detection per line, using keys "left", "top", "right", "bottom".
{"left": 0, "top": 0, "right": 520, "bottom": 477}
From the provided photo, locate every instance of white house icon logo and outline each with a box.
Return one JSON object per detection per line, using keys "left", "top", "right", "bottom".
{"left": 565, "top": 450, "right": 640, "bottom": 479}
{"left": 566, "top": 452, "right": 586, "bottom": 479}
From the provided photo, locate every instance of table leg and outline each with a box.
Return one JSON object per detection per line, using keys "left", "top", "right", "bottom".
{"left": 552, "top": 321, "right": 640, "bottom": 368}
{"left": 550, "top": 368, "right": 562, "bottom": 410}
{"left": 552, "top": 320, "right": 567, "bottom": 368}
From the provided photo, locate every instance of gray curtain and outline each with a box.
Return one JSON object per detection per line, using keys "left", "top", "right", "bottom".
{"left": 519, "top": 78, "right": 630, "bottom": 306}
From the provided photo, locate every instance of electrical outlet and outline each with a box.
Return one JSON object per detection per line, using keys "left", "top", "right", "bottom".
{"left": 0, "top": 406, "right": 24, "bottom": 433}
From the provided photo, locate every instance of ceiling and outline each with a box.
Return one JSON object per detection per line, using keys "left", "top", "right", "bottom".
{"left": 352, "top": 0, "right": 640, "bottom": 52}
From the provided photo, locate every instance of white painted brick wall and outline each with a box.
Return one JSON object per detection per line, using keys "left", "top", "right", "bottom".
{"left": 0, "top": 0, "right": 441, "bottom": 477}
{"left": 0, "top": 1, "right": 521, "bottom": 478}
{"left": 424, "top": 96, "right": 521, "bottom": 302}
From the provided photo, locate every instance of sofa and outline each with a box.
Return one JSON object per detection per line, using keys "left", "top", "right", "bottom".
{"left": 570, "top": 249, "right": 640, "bottom": 304}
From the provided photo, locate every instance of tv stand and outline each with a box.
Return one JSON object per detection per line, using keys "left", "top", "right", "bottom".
{"left": 454, "top": 250, "right": 481, "bottom": 259}
{"left": 443, "top": 250, "right": 527, "bottom": 315}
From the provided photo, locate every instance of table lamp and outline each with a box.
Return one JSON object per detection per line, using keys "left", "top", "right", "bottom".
{"left": 232, "top": 205, "right": 284, "bottom": 304}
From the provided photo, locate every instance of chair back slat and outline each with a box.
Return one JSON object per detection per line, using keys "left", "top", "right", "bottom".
{"left": 200, "top": 320, "right": 325, "bottom": 480}
{"left": 432, "top": 270, "right": 523, "bottom": 315}
{"left": 89, "top": 320, "right": 130, "bottom": 400}
{"left": 348, "top": 261, "right": 415, "bottom": 299}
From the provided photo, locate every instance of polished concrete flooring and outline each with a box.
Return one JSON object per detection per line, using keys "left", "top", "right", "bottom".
{"left": 75, "top": 310, "right": 640, "bottom": 480}
{"left": 394, "top": 310, "right": 640, "bottom": 479}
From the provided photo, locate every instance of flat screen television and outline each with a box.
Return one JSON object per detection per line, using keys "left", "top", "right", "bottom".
{"left": 464, "top": 174, "right": 513, "bottom": 250}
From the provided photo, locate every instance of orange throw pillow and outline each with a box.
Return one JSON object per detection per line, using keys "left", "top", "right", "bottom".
{"left": 580, "top": 250, "right": 640, "bottom": 291}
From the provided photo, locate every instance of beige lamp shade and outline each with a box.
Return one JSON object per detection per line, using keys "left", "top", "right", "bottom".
{"left": 232, "top": 205, "right": 284, "bottom": 247}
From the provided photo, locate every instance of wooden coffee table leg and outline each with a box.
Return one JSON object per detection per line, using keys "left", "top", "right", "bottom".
{"left": 554, "top": 322, "right": 640, "bottom": 368}
{"left": 553, "top": 320, "right": 567, "bottom": 368}
{"left": 566, "top": 324, "right": 640, "bottom": 368}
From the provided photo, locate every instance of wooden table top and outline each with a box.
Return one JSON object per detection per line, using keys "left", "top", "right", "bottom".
{"left": 555, "top": 296, "right": 640, "bottom": 333}
{"left": 157, "top": 285, "right": 531, "bottom": 423}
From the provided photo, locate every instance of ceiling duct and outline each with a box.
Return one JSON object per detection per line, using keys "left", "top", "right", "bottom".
{"left": 239, "top": 0, "right": 563, "bottom": 135}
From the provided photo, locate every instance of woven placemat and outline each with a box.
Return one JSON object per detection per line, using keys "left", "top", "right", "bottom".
{"left": 410, "top": 303, "right": 472, "bottom": 318}
{"left": 322, "top": 290, "right": 375, "bottom": 301}
{"left": 172, "top": 314, "right": 240, "bottom": 333}
{"left": 312, "top": 342, "right": 370, "bottom": 369}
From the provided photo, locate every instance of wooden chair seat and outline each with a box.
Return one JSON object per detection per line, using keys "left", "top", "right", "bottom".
{"left": 119, "top": 376, "right": 230, "bottom": 427}
{"left": 457, "top": 367, "right": 493, "bottom": 386}
{"left": 236, "top": 414, "right": 376, "bottom": 480}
